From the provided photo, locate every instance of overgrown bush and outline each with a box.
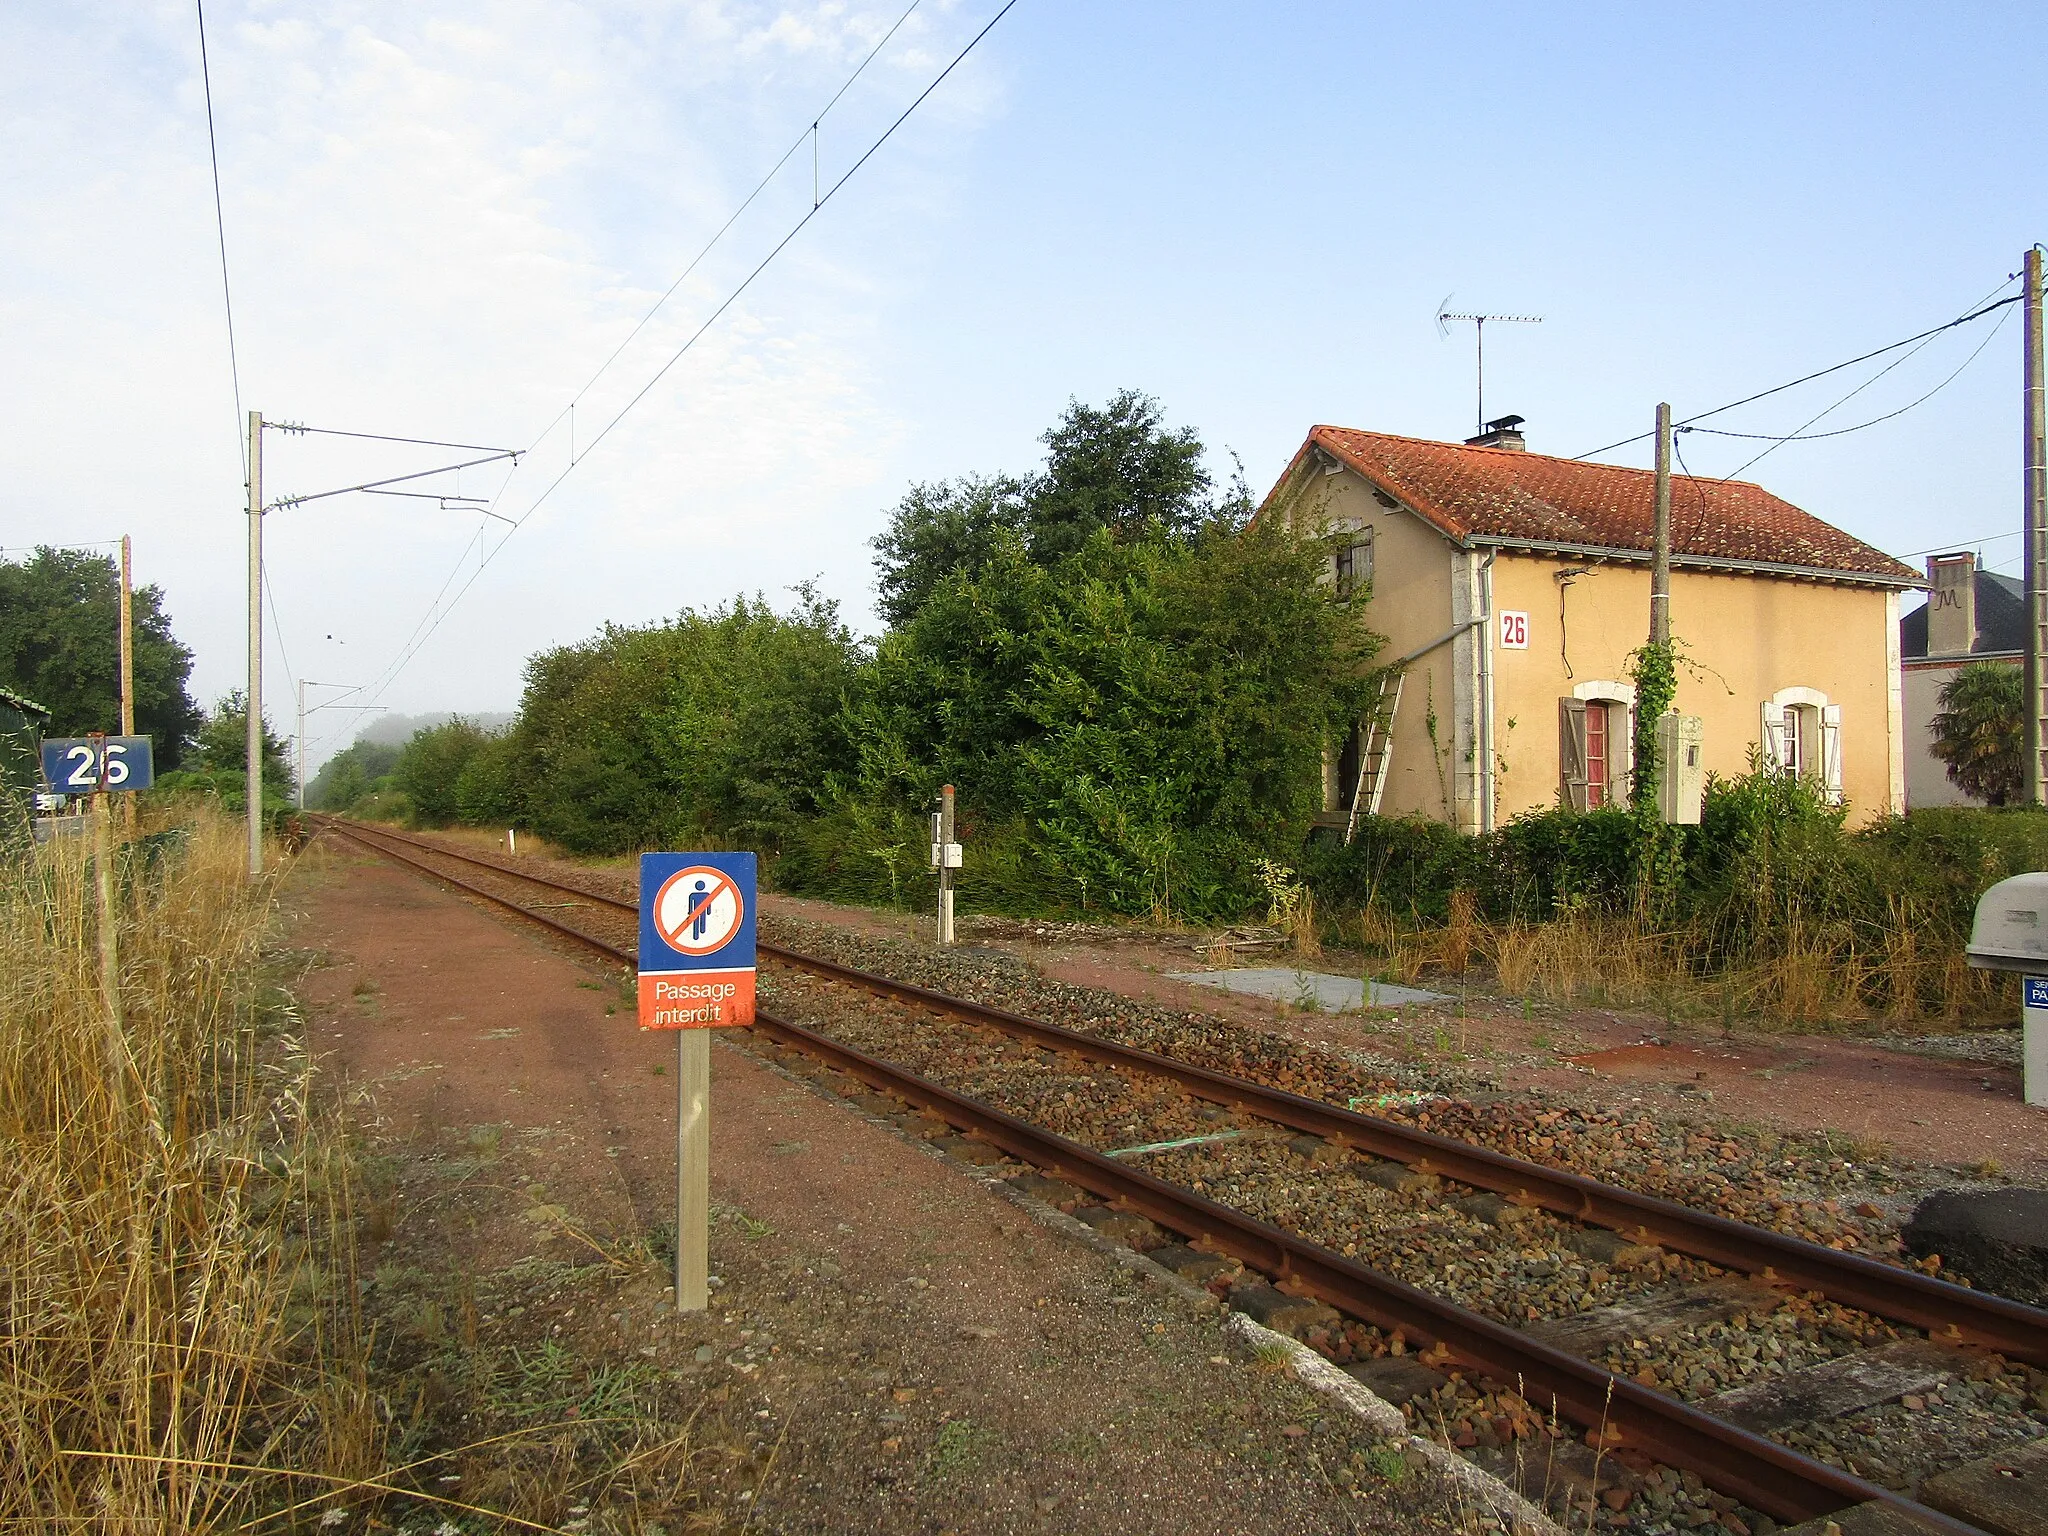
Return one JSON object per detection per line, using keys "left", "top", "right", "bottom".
{"left": 1312, "top": 767, "right": 2048, "bottom": 1023}
{"left": 506, "top": 588, "right": 862, "bottom": 856}
{"left": 306, "top": 738, "right": 400, "bottom": 811}
{"left": 393, "top": 718, "right": 496, "bottom": 826}
{"left": 844, "top": 517, "right": 1380, "bottom": 918}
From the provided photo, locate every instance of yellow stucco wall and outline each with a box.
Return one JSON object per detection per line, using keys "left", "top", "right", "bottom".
{"left": 1279, "top": 461, "right": 1467, "bottom": 823}
{"left": 1272, "top": 455, "right": 1905, "bottom": 829}
{"left": 1486, "top": 555, "right": 1901, "bottom": 824}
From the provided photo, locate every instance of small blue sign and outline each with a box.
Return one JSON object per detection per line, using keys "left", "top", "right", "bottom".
{"left": 40, "top": 736, "right": 154, "bottom": 793}
{"left": 637, "top": 852, "right": 757, "bottom": 1029}
{"left": 2025, "top": 977, "right": 2048, "bottom": 1011}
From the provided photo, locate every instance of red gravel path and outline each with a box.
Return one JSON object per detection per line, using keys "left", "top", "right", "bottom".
{"left": 286, "top": 846, "right": 1465, "bottom": 1535}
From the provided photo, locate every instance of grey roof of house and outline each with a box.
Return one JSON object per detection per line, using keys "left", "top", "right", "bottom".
{"left": 1899, "top": 569, "right": 2026, "bottom": 659}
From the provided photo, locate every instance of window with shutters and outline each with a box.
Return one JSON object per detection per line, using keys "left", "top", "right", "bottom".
{"left": 1333, "top": 531, "right": 1374, "bottom": 601}
{"left": 1559, "top": 683, "right": 1634, "bottom": 810}
{"left": 1762, "top": 689, "right": 1843, "bottom": 804}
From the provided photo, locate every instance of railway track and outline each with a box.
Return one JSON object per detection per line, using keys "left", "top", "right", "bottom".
{"left": 317, "top": 817, "right": 2048, "bottom": 1535}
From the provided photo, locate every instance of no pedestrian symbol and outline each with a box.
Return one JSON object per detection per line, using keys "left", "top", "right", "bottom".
{"left": 638, "top": 852, "right": 757, "bottom": 1029}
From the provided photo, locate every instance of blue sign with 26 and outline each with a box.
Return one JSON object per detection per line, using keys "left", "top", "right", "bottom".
{"left": 40, "top": 736, "right": 154, "bottom": 794}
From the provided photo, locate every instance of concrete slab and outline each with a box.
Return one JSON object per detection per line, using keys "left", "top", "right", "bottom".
{"left": 1166, "top": 966, "right": 1447, "bottom": 1011}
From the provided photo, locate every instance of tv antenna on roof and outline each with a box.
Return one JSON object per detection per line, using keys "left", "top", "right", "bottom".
{"left": 1436, "top": 300, "right": 1543, "bottom": 437}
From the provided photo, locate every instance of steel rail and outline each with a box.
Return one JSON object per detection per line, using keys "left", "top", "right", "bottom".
{"left": 320, "top": 817, "right": 1992, "bottom": 1531}
{"left": 319, "top": 818, "right": 2048, "bottom": 1366}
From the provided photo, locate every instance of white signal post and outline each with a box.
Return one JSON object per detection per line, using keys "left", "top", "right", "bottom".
{"left": 934, "top": 783, "right": 960, "bottom": 945}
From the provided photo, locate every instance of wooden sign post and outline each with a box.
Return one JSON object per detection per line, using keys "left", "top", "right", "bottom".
{"left": 637, "top": 852, "right": 757, "bottom": 1310}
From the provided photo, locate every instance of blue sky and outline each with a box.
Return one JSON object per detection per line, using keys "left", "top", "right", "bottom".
{"left": 3, "top": 2, "right": 2042, "bottom": 766}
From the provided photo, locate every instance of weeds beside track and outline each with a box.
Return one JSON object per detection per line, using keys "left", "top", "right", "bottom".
{"left": 0, "top": 810, "right": 375, "bottom": 1532}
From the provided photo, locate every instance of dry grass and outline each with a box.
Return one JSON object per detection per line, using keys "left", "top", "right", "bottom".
{"left": 0, "top": 808, "right": 377, "bottom": 1532}
{"left": 1355, "top": 895, "right": 2010, "bottom": 1029}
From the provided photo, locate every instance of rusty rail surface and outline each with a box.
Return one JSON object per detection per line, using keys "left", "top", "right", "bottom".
{"left": 320, "top": 815, "right": 1996, "bottom": 1531}
{"left": 321, "top": 818, "right": 2048, "bottom": 1370}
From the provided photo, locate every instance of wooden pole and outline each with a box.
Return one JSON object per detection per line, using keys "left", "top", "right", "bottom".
{"left": 1650, "top": 403, "right": 1672, "bottom": 647}
{"left": 2024, "top": 249, "right": 2046, "bottom": 806}
{"left": 91, "top": 759, "right": 130, "bottom": 1117}
{"left": 119, "top": 536, "right": 136, "bottom": 832}
{"left": 675, "top": 1030, "right": 710, "bottom": 1310}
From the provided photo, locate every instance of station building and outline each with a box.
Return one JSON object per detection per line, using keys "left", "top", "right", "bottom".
{"left": 1260, "top": 420, "right": 1924, "bottom": 834}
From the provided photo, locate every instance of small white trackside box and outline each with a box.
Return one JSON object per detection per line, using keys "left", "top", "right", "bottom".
{"left": 1968, "top": 873, "right": 2048, "bottom": 972}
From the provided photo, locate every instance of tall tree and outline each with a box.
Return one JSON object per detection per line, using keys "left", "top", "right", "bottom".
{"left": 192, "top": 690, "right": 293, "bottom": 787}
{"left": 1930, "top": 661, "right": 2026, "bottom": 806}
{"left": 1024, "top": 389, "right": 1215, "bottom": 561}
{"left": 0, "top": 546, "right": 201, "bottom": 766}
{"left": 870, "top": 475, "right": 1027, "bottom": 628}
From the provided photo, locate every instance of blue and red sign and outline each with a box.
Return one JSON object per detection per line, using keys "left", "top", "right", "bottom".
{"left": 637, "top": 852, "right": 757, "bottom": 1030}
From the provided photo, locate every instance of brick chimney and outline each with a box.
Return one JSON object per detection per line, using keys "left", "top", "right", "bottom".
{"left": 1926, "top": 551, "right": 1977, "bottom": 656}
{"left": 1464, "top": 414, "right": 1526, "bottom": 451}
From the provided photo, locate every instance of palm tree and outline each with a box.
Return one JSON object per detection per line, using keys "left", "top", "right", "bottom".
{"left": 1929, "top": 661, "right": 2025, "bottom": 806}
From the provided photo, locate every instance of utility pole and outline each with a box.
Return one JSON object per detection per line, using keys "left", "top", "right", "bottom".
{"left": 118, "top": 535, "right": 136, "bottom": 832}
{"left": 1650, "top": 403, "right": 1673, "bottom": 646}
{"left": 246, "top": 410, "right": 264, "bottom": 874}
{"left": 2025, "top": 248, "right": 2047, "bottom": 806}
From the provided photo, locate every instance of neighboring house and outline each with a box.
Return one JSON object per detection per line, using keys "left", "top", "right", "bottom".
{"left": 1261, "top": 419, "right": 1924, "bottom": 834}
{"left": 1898, "top": 551, "right": 2025, "bottom": 808}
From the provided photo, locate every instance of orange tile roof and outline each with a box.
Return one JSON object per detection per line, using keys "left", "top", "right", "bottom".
{"left": 1280, "top": 427, "right": 1922, "bottom": 587}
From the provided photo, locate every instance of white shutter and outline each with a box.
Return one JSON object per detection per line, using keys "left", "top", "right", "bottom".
{"left": 1820, "top": 704, "right": 1844, "bottom": 804}
{"left": 1559, "top": 699, "right": 1590, "bottom": 811}
{"left": 1760, "top": 703, "right": 1789, "bottom": 773}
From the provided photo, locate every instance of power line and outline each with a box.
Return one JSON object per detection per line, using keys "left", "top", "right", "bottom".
{"left": 263, "top": 564, "right": 297, "bottom": 718}
{"left": 266, "top": 450, "right": 521, "bottom": 510}
{"left": 269, "top": 423, "right": 519, "bottom": 453}
{"left": 193, "top": 0, "right": 245, "bottom": 478}
{"left": 1901, "top": 528, "right": 2022, "bottom": 560}
{"left": 521, "top": 0, "right": 928, "bottom": 465}
{"left": 1705, "top": 290, "right": 2015, "bottom": 483}
{"left": 1573, "top": 283, "right": 2023, "bottom": 461}
{"left": 350, "top": 0, "right": 1021, "bottom": 706}
{"left": 513, "top": 0, "right": 1018, "bottom": 530}
{"left": 1680, "top": 302, "right": 2015, "bottom": 454}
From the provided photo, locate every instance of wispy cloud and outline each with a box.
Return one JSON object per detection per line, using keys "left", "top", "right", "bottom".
{"left": 1, "top": 0, "right": 1005, "bottom": 744}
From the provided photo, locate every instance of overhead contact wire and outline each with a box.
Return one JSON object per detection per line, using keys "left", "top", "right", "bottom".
{"left": 354, "top": 1, "right": 1020, "bottom": 703}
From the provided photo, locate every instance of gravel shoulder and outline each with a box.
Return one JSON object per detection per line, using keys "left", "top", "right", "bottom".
{"left": 286, "top": 845, "right": 1481, "bottom": 1536}
{"left": 760, "top": 892, "right": 2048, "bottom": 1188}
